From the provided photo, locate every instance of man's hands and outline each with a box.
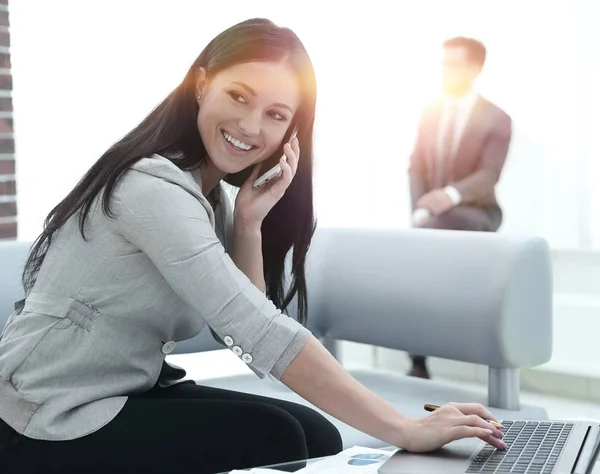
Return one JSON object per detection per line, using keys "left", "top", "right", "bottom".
{"left": 416, "top": 189, "right": 454, "bottom": 216}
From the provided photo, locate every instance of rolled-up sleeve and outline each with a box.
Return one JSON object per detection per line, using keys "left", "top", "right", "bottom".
{"left": 113, "top": 170, "right": 311, "bottom": 379}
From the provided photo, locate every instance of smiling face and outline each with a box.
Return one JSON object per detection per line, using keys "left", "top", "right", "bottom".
{"left": 196, "top": 61, "right": 301, "bottom": 176}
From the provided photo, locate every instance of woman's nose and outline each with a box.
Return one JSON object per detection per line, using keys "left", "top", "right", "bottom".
{"left": 238, "top": 111, "right": 261, "bottom": 137}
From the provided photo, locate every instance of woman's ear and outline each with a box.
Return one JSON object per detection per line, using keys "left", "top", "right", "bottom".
{"left": 196, "top": 67, "right": 208, "bottom": 103}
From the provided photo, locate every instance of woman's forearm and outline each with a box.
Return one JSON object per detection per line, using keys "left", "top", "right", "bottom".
{"left": 280, "top": 336, "right": 412, "bottom": 449}
{"left": 231, "top": 222, "right": 266, "bottom": 293}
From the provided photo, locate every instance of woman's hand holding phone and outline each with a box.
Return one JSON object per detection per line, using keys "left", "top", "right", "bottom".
{"left": 253, "top": 129, "right": 298, "bottom": 189}
{"left": 234, "top": 135, "right": 300, "bottom": 229}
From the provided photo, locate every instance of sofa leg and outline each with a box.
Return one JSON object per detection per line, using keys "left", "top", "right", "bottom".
{"left": 488, "top": 367, "right": 520, "bottom": 410}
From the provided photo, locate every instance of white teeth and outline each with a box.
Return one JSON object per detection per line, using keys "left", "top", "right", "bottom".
{"left": 223, "top": 131, "right": 253, "bottom": 151}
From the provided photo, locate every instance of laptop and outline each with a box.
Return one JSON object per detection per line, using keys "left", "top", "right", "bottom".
{"left": 379, "top": 419, "right": 600, "bottom": 473}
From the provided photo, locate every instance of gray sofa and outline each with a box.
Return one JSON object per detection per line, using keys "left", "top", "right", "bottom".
{"left": 0, "top": 227, "right": 553, "bottom": 448}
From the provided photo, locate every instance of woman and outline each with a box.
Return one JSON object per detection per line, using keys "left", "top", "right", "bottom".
{"left": 0, "top": 18, "right": 505, "bottom": 473}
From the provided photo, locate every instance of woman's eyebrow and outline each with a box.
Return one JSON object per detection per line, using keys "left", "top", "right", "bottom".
{"left": 231, "top": 81, "right": 293, "bottom": 113}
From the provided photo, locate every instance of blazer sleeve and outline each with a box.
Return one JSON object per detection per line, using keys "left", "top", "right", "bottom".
{"left": 452, "top": 112, "right": 512, "bottom": 203}
{"left": 112, "top": 170, "right": 311, "bottom": 380}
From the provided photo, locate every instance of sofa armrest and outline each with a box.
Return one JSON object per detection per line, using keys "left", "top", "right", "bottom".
{"left": 305, "top": 227, "right": 553, "bottom": 370}
{"left": 0, "top": 241, "right": 30, "bottom": 332}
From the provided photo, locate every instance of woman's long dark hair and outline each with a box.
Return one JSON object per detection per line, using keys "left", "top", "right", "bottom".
{"left": 23, "top": 18, "right": 317, "bottom": 325}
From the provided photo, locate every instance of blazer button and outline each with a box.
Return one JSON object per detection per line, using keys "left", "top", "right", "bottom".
{"left": 161, "top": 341, "right": 176, "bottom": 355}
{"left": 223, "top": 336, "right": 234, "bottom": 347}
{"left": 241, "top": 353, "right": 253, "bottom": 364}
{"left": 232, "top": 346, "right": 243, "bottom": 356}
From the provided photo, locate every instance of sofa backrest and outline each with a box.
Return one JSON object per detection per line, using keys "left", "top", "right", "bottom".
{"left": 302, "top": 227, "right": 553, "bottom": 368}
{"left": 0, "top": 227, "right": 553, "bottom": 369}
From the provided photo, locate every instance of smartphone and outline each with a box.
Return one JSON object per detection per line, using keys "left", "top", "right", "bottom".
{"left": 253, "top": 128, "right": 298, "bottom": 189}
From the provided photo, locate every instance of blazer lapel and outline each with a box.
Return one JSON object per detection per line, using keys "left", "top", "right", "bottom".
{"left": 424, "top": 101, "right": 444, "bottom": 187}
{"left": 450, "top": 97, "right": 487, "bottom": 180}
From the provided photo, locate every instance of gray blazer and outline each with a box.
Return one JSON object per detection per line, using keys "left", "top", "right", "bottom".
{"left": 0, "top": 155, "right": 310, "bottom": 440}
{"left": 408, "top": 96, "right": 512, "bottom": 217}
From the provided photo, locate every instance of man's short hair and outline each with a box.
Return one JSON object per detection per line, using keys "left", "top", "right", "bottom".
{"left": 443, "top": 37, "right": 486, "bottom": 68}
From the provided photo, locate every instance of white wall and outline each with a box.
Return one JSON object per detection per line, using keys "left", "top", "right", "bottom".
{"left": 8, "top": 0, "right": 597, "bottom": 248}
{"left": 576, "top": 0, "right": 600, "bottom": 248}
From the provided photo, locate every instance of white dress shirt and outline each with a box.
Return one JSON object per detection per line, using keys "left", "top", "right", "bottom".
{"left": 437, "top": 89, "right": 480, "bottom": 161}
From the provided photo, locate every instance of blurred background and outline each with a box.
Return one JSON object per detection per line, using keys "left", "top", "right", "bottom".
{"left": 1, "top": 0, "right": 599, "bottom": 413}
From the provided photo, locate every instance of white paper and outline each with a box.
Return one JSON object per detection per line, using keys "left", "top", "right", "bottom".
{"left": 229, "top": 470, "right": 288, "bottom": 474}
{"left": 229, "top": 446, "right": 396, "bottom": 474}
{"left": 296, "top": 446, "right": 395, "bottom": 474}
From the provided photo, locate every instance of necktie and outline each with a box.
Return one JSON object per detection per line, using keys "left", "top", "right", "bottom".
{"left": 440, "top": 102, "right": 459, "bottom": 161}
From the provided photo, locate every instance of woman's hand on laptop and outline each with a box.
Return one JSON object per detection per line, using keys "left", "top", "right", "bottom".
{"left": 404, "top": 402, "right": 507, "bottom": 452}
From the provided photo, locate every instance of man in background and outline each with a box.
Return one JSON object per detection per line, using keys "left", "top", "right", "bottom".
{"left": 407, "top": 37, "right": 512, "bottom": 379}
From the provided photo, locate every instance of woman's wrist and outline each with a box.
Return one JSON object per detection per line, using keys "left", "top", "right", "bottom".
{"left": 233, "top": 212, "right": 262, "bottom": 234}
{"left": 375, "top": 409, "right": 414, "bottom": 450}
{"left": 395, "top": 417, "right": 417, "bottom": 451}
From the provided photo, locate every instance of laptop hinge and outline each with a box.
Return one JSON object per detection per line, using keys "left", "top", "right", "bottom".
{"left": 572, "top": 425, "right": 600, "bottom": 474}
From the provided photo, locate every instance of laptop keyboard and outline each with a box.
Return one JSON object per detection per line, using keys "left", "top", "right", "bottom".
{"left": 466, "top": 420, "right": 573, "bottom": 473}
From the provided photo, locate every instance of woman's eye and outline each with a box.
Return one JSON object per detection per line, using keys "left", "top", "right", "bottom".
{"left": 268, "top": 111, "right": 286, "bottom": 121}
{"left": 229, "top": 92, "right": 247, "bottom": 104}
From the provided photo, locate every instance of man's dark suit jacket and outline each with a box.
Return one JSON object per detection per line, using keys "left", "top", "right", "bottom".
{"left": 408, "top": 96, "right": 512, "bottom": 230}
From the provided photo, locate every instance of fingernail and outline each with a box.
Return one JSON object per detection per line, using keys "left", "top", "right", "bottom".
{"left": 282, "top": 154, "right": 288, "bottom": 162}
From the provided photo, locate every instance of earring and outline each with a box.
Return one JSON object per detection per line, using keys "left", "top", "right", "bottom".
{"left": 197, "top": 94, "right": 202, "bottom": 101}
